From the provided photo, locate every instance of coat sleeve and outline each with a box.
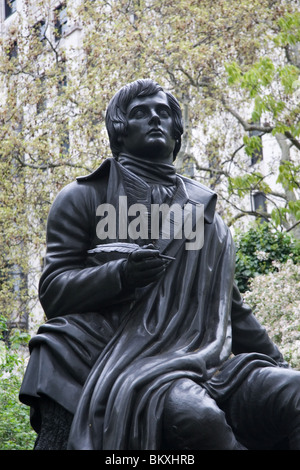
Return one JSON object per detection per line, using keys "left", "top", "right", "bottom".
{"left": 231, "top": 281, "right": 288, "bottom": 366}
{"left": 38, "top": 181, "right": 128, "bottom": 319}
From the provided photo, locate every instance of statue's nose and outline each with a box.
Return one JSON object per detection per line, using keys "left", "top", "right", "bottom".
{"left": 149, "top": 114, "right": 161, "bottom": 125}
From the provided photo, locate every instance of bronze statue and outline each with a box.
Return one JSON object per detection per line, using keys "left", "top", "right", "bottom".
{"left": 20, "top": 79, "right": 300, "bottom": 450}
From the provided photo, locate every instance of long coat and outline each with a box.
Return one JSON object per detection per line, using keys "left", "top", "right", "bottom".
{"left": 20, "top": 158, "right": 285, "bottom": 449}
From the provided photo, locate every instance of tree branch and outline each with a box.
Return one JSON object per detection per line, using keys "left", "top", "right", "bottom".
{"left": 286, "top": 219, "right": 300, "bottom": 232}
{"left": 226, "top": 206, "right": 271, "bottom": 227}
{"left": 284, "top": 131, "right": 300, "bottom": 151}
{"left": 221, "top": 97, "right": 273, "bottom": 133}
{"left": 14, "top": 155, "right": 92, "bottom": 173}
{"left": 222, "top": 97, "right": 300, "bottom": 150}
{"left": 194, "top": 162, "right": 229, "bottom": 177}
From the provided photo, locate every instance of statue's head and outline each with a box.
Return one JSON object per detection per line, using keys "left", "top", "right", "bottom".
{"left": 105, "top": 79, "right": 183, "bottom": 161}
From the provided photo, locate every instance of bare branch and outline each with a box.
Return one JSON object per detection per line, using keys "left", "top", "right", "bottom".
{"left": 221, "top": 96, "right": 300, "bottom": 153}
{"left": 226, "top": 206, "right": 271, "bottom": 228}
{"left": 284, "top": 131, "right": 300, "bottom": 151}
{"left": 286, "top": 219, "right": 300, "bottom": 232}
{"left": 14, "top": 154, "right": 92, "bottom": 173}
{"left": 194, "top": 162, "right": 229, "bottom": 177}
{"left": 221, "top": 97, "right": 273, "bottom": 133}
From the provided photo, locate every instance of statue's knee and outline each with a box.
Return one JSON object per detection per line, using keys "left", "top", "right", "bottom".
{"left": 164, "top": 378, "right": 226, "bottom": 437}
{"left": 282, "top": 371, "right": 300, "bottom": 411}
{"left": 163, "top": 379, "right": 242, "bottom": 449}
{"left": 265, "top": 368, "right": 300, "bottom": 412}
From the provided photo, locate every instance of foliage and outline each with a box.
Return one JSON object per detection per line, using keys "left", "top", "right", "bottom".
{"left": 0, "top": 0, "right": 299, "bottom": 330}
{"left": 0, "top": 316, "right": 36, "bottom": 450}
{"left": 244, "top": 260, "right": 300, "bottom": 369}
{"left": 234, "top": 222, "right": 300, "bottom": 292}
{"left": 224, "top": 9, "right": 300, "bottom": 230}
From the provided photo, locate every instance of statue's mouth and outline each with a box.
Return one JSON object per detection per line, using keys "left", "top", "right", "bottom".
{"left": 147, "top": 128, "right": 164, "bottom": 135}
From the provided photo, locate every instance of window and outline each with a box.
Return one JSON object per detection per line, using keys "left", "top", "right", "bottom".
{"left": 58, "top": 73, "right": 67, "bottom": 95}
{"left": 37, "top": 75, "right": 47, "bottom": 114}
{"left": 60, "top": 132, "right": 69, "bottom": 156}
{"left": 59, "top": 123, "right": 70, "bottom": 156}
{"left": 249, "top": 127, "right": 263, "bottom": 166}
{"left": 57, "top": 62, "right": 67, "bottom": 95}
{"left": 5, "top": 0, "right": 17, "bottom": 19}
{"left": 9, "top": 265, "right": 29, "bottom": 330}
{"left": 34, "top": 19, "right": 47, "bottom": 45}
{"left": 0, "top": 264, "right": 29, "bottom": 332}
{"left": 207, "top": 147, "right": 221, "bottom": 189}
{"left": 252, "top": 191, "right": 268, "bottom": 223}
{"left": 253, "top": 191, "right": 267, "bottom": 212}
{"left": 8, "top": 40, "right": 18, "bottom": 60}
{"left": 54, "top": 4, "right": 68, "bottom": 41}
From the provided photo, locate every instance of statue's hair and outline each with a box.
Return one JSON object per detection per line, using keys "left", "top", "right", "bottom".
{"left": 105, "top": 79, "right": 183, "bottom": 160}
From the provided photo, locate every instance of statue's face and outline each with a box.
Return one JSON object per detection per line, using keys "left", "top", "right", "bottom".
{"left": 120, "top": 91, "right": 176, "bottom": 163}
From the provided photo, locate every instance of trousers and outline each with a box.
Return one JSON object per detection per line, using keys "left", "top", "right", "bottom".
{"left": 35, "top": 366, "right": 300, "bottom": 450}
{"left": 162, "top": 366, "right": 300, "bottom": 450}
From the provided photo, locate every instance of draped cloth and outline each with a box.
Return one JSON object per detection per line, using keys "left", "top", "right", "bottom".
{"left": 67, "top": 209, "right": 234, "bottom": 450}
{"left": 19, "top": 157, "right": 284, "bottom": 450}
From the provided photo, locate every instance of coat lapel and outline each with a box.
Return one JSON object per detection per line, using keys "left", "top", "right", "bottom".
{"left": 77, "top": 158, "right": 217, "bottom": 255}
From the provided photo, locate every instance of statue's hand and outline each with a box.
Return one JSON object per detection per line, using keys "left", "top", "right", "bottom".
{"left": 121, "top": 247, "right": 168, "bottom": 289}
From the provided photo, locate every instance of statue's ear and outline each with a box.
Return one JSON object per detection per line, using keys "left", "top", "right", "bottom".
{"left": 115, "top": 135, "right": 125, "bottom": 157}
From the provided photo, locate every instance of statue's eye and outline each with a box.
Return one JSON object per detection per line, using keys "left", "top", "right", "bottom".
{"left": 159, "top": 108, "right": 170, "bottom": 118}
{"left": 131, "top": 108, "right": 145, "bottom": 119}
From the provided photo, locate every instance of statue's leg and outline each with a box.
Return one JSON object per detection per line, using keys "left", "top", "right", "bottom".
{"left": 162, "top": 378, "right": 246, "bottom": 450}
{"left": 34, "top": 396, "right": 73, "bottom": 450}
{"left": 220, "top": 367, "right": 300, "bottom": 450}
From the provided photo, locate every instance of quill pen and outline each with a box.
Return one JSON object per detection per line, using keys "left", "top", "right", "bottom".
{"left": 88, "top": 243, "right": 175, "bottom": 260}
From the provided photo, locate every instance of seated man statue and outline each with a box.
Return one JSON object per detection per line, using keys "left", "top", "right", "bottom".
{"left": 20, "top": 79, "right": 300, "bottom": 450}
